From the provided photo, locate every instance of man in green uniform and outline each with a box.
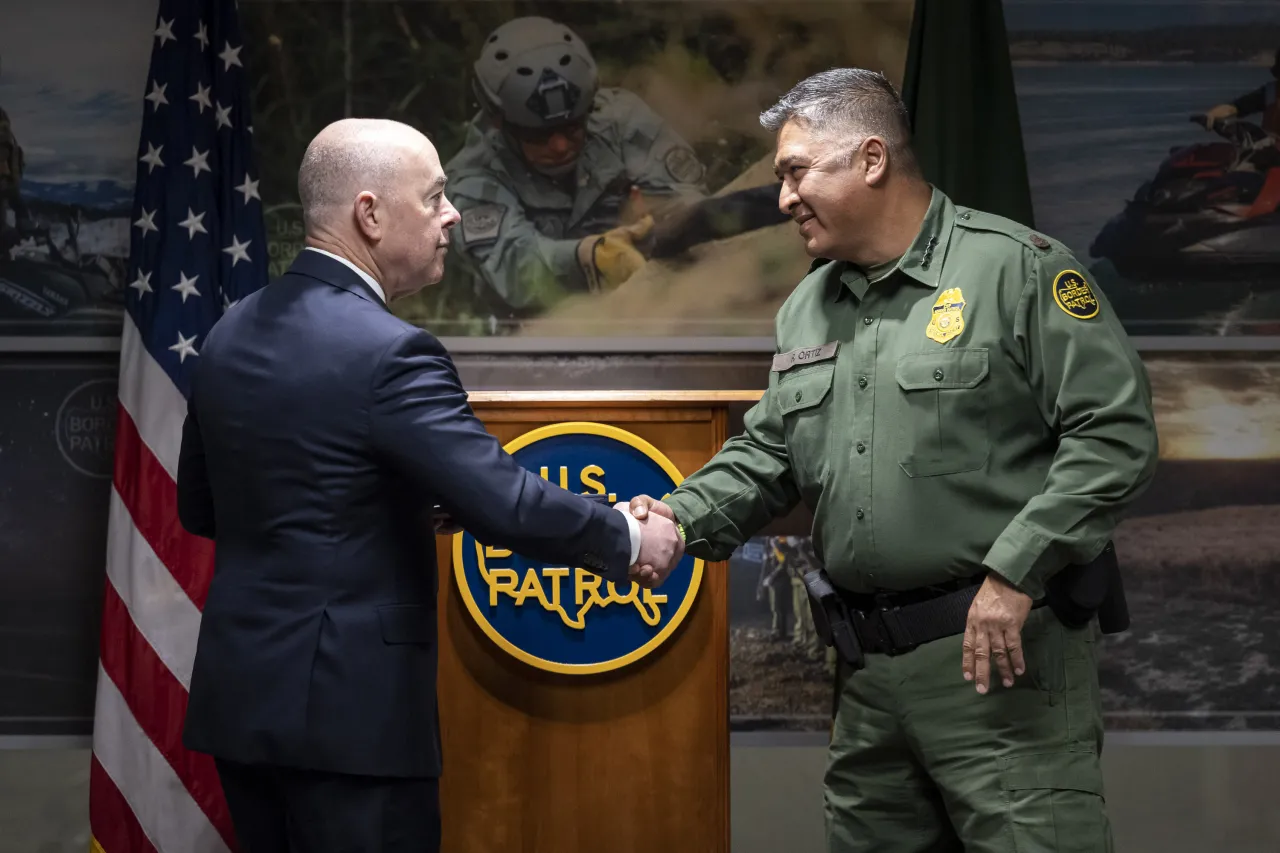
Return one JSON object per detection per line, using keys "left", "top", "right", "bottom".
{"left": 444, "top": 16, "right": 708, "bottom": 321}
{"left": 627, "top": 68, "right": 1158, "bottom": 852}
{"left": 757, "top": 535, "right": 791, "bottom": 640}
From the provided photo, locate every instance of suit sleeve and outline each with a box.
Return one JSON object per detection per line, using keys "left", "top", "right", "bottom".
{"left": 176, "top": 398, "right": 217, "bottom": 539}
{"left": 982, "top": 253, "right": 1160, "bottom": 599}
{"left": 368, "top": 329, "right": 634, "bottom": 580}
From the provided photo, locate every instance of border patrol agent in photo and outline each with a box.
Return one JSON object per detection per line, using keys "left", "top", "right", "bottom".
{"left": 443, "top": 16, "right": 708, "bottom": 321}
{"left": 630, "top": 68, "right": 1158, "bottom": 852}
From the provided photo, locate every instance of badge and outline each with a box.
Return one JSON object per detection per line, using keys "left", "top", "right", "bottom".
{"left": 772, "top": 341, "right": 838, "bottom": 372}
{"left": 460, "top": 203, "right": 506, "bottom": 246}
{"left": 926, "top": 287, "right": 966, "bottom": 344}
{"left": 663, "top": 146, "right": 705, "bottom": 185}
{"left": 1052, "top": 269, "right": 1100, "bottom": 319}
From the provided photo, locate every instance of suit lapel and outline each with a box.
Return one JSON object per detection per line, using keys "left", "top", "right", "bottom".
{"left": 286, "top": 249, "right": 390, "bottom": 312}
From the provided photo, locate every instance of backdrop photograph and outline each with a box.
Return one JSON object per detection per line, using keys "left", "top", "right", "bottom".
{"left": 238, "top": 0, "right": 914, "bottom": 342}
{"left": 728, "top": 352, "right": 1280, "bottom": 733}
{"left": 1006, "top": 0, "right": 1280, "bottom": 336}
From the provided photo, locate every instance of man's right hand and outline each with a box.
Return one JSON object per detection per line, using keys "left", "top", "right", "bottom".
{"left": 576, "top": 216, "right": 653, "bottom": 292}
{"left": 628, "top": 493, "right": 676, "bottom": 523}
{"left": 618, "top": 496, "right": 683, "bottom": 588}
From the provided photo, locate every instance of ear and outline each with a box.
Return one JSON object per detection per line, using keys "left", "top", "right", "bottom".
{"left": 353, "top": 191, "right": 381, "bottom": 242}
{"left": 862, "top": 137, "right": 890, "bottom": 186}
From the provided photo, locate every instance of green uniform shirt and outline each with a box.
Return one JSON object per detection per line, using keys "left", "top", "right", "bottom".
{"left": 443, "top": 88, "right": 707, "bottom": 315}
{"left": 664, "top": 188, "right": 1159, "bottom": 600}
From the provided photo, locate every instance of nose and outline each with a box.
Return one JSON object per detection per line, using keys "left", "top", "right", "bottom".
{"left": 778, "top": 181, "right": 800, "bottom": 216}
{"left": 441, "top": 195, "right": 461, "bottom": 229}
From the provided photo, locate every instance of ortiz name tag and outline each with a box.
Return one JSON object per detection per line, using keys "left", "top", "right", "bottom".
{"left": 772, "top": 341, "right": 838, "bottom": 372}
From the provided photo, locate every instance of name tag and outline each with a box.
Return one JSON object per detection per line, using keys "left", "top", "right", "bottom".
{"left": 772, "top": 341, "right": 838, "bottom": 372}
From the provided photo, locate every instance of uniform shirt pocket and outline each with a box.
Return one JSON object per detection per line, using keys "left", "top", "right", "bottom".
{"left": 776, "top": 363, "right": 836, "bottom": 484}
{"left": 894, "top": 348, "right": 990, "bottom": 477}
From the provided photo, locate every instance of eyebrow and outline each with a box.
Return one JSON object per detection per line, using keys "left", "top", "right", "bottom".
{"left": 430, "top": 175, "right": 447, "bottom": 192}
{"left": 773, "top": 154, "right": 802, "bottom": 177}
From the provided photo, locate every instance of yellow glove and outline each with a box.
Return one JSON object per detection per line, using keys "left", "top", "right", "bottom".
{"left": 576, "top": 215, "right": 654, "bottom": 292}
{"left": 1205, "top": 103, "right": 1238, "bottom": 129}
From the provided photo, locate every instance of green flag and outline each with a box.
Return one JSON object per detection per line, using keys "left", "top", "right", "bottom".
{"left": 901, "top": 0, "right": 1037, "bottom": 228}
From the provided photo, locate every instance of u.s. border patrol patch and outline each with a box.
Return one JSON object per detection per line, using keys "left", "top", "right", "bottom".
{"left": 1052, "top": 269, "right": 1100, "bottom": 319}
{"left": 460, "top": 202, "right": 505, "bottom": 246}
{"left": 663, "top": 146, "right": 705, "bottom": 185}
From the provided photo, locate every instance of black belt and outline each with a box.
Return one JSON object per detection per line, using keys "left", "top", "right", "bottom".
{"left": 837, "top": 575, "right": 1043, "bottom": 656}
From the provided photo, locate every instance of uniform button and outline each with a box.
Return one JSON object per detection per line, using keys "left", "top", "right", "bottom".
{"left": 858, "top": 376, "right": 868, "bottom": 389}
{"left": 855, "top": 508, "right": 865, "bottom": 520}
{"left": 962, "top": 212, "right": 971, "bottom": 220}
{"left": 795, "top": 390, "right": 803, "bottom": 402}
{"left": 934, "top": 368, "right": 944, "bottom": 381}
{"left": 863, "top": 317, "right": 873, "bottom": 325}
{"left": 856, "top": 442, "right": 865, "bottom": 454}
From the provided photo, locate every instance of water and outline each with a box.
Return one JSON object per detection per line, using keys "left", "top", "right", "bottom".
{"left": 1013, "top": 63, "right": 1280, "bottom": 334}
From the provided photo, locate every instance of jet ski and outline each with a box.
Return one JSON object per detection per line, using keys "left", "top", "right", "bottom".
{"left": 1090, "top": 116, "right": 1280, "bottom": 281}
{"left": 0, "top": 225, "right": 123, "bottom": 331}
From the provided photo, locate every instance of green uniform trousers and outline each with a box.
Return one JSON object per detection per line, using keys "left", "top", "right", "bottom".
{"left": 825, "top": 608, "right": 1111, "bottom": 853}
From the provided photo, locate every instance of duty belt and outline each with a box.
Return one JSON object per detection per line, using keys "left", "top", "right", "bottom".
{"left": 837, "top": 576, "right": 992, "bottom": 656}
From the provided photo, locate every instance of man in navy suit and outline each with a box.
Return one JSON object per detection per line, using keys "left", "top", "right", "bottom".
{"left": 176, "top": 118, "right": 684, "bottom": 852}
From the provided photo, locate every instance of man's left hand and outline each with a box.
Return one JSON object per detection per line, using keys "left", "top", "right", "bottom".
{"left": 962, "top": 573, "right": 1034, "bottom": 694}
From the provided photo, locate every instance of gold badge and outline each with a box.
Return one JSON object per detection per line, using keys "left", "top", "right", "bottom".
{"left": 1052, "top": 269, "right": 1100, "bottom": 319}
{"left": 926, "top": 287, "right": 966, "bottom": 344}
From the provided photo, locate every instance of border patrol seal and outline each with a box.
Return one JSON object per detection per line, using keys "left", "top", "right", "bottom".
{"left": 1051, "top": 269, "right": 1100, "bottom": 319}
{"left": 452, "top": 421, "right": 704, "bottom": 675}
{"left": 460, "top": 202, "right": 506, "bottom": 246}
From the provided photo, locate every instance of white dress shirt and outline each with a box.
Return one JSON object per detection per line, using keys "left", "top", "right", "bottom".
{"left": 305, "top": 247, "right": 387, "bottom": 304}
{"left": 303, "top": 248, "right": 642, "bottom": 565}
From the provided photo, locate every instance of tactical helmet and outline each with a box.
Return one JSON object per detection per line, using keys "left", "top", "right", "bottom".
{"left": 472, "top": 17, "right": 599, "bottom": 130}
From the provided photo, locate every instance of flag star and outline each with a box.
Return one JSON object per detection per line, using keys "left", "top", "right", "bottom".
{"left": 184, "top": 146, "right": 211, "bottom": 178}
{"left": 248, "top": 124, "right": 254, "bottom": 135}
{"left": 195, "top": 22, "right": 210, "bottom": 50}
{"left": 190, "top": 82, "right": 212, "bottom": 113}
{"left": 218, "top": 41, "right": 243, "bottom": 71}
{"left": 145, "top": 80, "right": 168, "bottom": 111}
{"left": 172, "top": 271, "right": 201, "bottom": 302}
{"left": 222, "top": 291, "right": 240, "bottom": 311}
{"left": 139, "top": 142, "right": 164, "bottom": 173}
{"left": 129, "top": 270, "right": 153, "bottom": 295}
{"left": 214, "top": 101, "right": 234, "bottom": 130}
{"left": 169, "top": 332, "right": 199, "bottom": 363}
{"left": 235, "top": 174, "right": 260, "bottom": 204}
{"left": 223, "top": 235, "right": 252, "bottom": 266}
{"left": 178, "top": 207, "right": 207, "bottom": 239}
{"left": 154, "top": 17, "right": 176, "bottom": 46}
{"left": 133, "top": 207, "right": 158, "bottom": 236}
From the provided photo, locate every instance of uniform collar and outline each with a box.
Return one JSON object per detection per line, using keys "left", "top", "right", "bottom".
{"left": 832, "top": 186, "right": 955, "bottom": 301}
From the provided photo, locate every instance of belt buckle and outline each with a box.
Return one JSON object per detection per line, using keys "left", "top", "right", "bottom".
{"left": 871, "top": 593, "right": 916, "bottom": 656}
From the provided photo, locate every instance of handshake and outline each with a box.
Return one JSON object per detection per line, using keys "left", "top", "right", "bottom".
{"left": 616, "top": 495, "right": 683, "bottom": 590}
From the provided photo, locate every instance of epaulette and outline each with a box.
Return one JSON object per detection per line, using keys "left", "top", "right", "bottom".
{"left": 954, "top": 208, "right": 1061, "bottom": 254}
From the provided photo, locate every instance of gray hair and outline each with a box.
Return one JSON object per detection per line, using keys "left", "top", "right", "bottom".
{"left": 760, "top": 68, "right": 917, "bottom": 173}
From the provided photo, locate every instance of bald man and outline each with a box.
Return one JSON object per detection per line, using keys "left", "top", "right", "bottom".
{"left": 176, "top": 119, "right": 683, "bottom": 852}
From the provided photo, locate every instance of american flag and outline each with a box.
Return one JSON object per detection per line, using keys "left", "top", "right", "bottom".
{"left": 90, "top": 1, "right": 266, "bottom": 851}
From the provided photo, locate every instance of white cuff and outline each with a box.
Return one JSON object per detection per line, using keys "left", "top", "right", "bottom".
{"left": 615, "top": 506, "right": 642, "bottom": 564}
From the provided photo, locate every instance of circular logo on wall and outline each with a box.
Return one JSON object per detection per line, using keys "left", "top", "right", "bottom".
{"left": 453, "top": 422, "right": 703, "bottom": 675}
{"left": 55, "top": 378, "right": 117, "bottom": 479}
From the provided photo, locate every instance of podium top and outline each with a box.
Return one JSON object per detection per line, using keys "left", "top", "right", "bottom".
{"left": 466, "top": 389, "right": 764, "bottom": 405}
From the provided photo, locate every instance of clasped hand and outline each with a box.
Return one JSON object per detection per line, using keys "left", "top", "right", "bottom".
{"left": 618, "top": 494, "right": 683, "bottom": 589}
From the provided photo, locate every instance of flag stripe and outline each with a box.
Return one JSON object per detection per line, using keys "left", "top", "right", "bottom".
{"left": 98, "top": 583, "right": 237, "bottom": 851}
{"left": 113, "top": 398, "right": 216, "bottom": 610}
{"left": 92, "top": 662, "right": 233, "bottom": 853}
{"left": 118, "top": 314, "right": 189, "bottom": 480}
{"left": 90, "top": 755, "right": 163, "bottom": 853}
{"left": 106, "top": 487, "right": 203, "bottom": 690}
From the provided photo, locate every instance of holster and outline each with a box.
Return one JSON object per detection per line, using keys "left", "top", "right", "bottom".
{"left": 1045, "top": 541, "right": 1130, "bottom": 634}
{"left": 802, "top": 569, "right": 865, "bottom": 671}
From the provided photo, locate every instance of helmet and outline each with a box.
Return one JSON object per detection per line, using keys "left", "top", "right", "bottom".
{"left": 472, "top": 17, "right": 599, "bottom": 130}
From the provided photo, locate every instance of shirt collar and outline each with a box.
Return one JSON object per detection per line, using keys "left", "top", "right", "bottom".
{"left": 835, "top": 186, "right": 956, "bottom": 301}
{"left": 304, "top": 247, "right": 387, "bottom": 304}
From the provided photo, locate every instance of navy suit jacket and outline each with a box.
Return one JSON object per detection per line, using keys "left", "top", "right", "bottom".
{"left": 176, "top": 249, "right": 632, "bottom": 778}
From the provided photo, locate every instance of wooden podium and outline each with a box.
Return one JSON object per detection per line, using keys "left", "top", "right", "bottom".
{"left": 433, "top": 391, "right": 757, "bottom": 853}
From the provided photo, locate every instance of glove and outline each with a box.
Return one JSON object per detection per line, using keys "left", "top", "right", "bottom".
{"left": 576, "top": 215, "right": 654, "bottom": 292}
{"left": 1205, "top": 103, "right": 1238, "bottom": 130}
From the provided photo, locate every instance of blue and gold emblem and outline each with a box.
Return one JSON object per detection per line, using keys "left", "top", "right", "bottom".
{"left": 1052, "top": 269, "right": 1100, "bottom": 319}
{"left": 453, "top": 422, "right": 704, "bottom": 675}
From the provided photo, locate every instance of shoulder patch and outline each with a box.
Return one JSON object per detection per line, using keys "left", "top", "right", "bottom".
{"left": 459, "top": 203, "right": 506, "bottom": 246}
{"left": 1051, "top": 269, "right": 1100, "bottom": 319}
{"left": 663, "top": 146, "right": 705, "bottom": 185}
